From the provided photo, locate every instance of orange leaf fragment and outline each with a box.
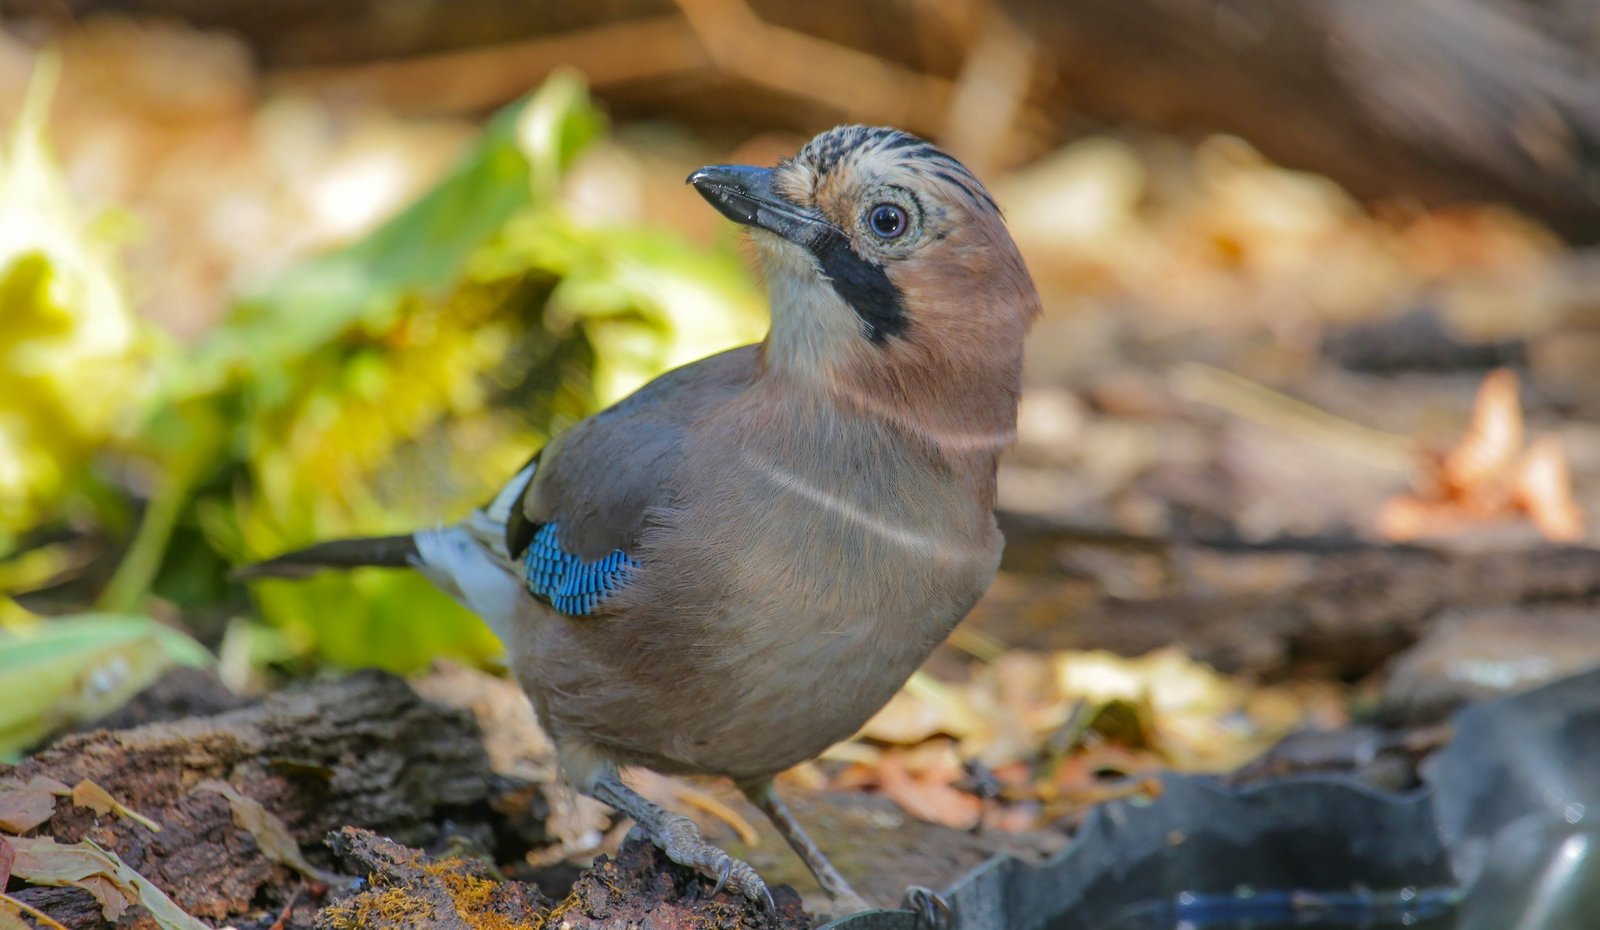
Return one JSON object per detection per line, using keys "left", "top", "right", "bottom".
{"left": 1379, "top": 368, "right": 1586, "bottom": 543}
{"left": 1441, "top": 367, "right": 1523, "bottom": 498}
{"left": 1516, "top": 434, "right": 1587, "bottom": 542}
{"left": 873, "top": 752, "right": 983, "bottom": 829}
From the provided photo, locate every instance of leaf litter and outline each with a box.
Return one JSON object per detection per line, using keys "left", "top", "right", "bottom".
{"left": 1, "top": 776, "right": 219, "bottom": 928}
{"left": 6, "top": 836, "right": 209, "bottom": 930}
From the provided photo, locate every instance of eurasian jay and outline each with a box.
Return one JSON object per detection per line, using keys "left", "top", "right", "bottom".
{"left": 241, "top": 124, "right": 1040, "bottom": 915}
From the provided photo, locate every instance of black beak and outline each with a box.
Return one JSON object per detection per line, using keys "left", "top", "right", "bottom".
{"left": 687, "top": 165, "right": 832, "bottom": 246}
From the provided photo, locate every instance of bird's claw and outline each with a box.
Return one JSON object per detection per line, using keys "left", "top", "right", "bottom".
{"left": 652, "top": 813, "right": 772, "bottom": 909}
{"left": 902, "top": 885, "right": 953, "bottom": 930}
{"left": 710, "top": 857, "right": 733, "bottom": 897}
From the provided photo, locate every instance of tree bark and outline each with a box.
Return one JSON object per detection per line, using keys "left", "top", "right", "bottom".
{"left": 1, "top": 671, "right": 530, "bottom": 927}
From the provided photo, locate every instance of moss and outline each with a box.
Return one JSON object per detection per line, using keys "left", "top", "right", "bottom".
{"left": 320, "top": 886, "right": 432, "bottom": 929}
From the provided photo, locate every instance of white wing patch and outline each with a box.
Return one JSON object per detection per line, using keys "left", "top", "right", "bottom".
{"left": 409, "top": 457, "right": 541, "bottom": 648}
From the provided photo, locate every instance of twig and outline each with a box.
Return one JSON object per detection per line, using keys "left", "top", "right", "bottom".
{"left": 672, "top": 784, "right": 761, "bottom": 847}
{"left": 273, "top": 16, "right": 706, "bottom": 114}
{"left": 1171, "top": 362, "right": 1417, "bottom": 472}
{"left": 268, "top": 887, "right": 302, "bottom": 930}
{"left": 940, "top": 2, "right": 1039, "bottom": 177}
{"left": 671, "top": 0, "right": 957, "bottom": 134}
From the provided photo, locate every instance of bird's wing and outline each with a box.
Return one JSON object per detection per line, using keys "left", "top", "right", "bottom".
{"left": 506, "top": 345, "right": 759, "bottom": 618}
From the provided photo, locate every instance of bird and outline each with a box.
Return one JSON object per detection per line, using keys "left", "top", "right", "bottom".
{"left": 239, "top": 124, "right": 1040, "bottom": 917}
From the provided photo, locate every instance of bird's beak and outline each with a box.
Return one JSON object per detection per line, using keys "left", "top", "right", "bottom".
{"left": 687, "top": 165, "right": 832, "bottom": 246}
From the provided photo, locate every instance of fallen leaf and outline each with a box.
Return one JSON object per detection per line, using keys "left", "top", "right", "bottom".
{"left": 874, "top": 752, "right": 982, "bottom": 829}
{"left": 193, "top": 780, "right": 339, "bottom": 884}
{"left": 0, "top": 835, "right": 13, "bottom": 887}
{"left": 7, "top": 835, "right": 209, "bottom": 930}
{"left": 0, "top": 776, "right": 68, "bottom": 832}
{"left": 0, "top": 614, "right": 212, "bottom": 759}
{"left": 68, "top": 779, "right": 162, "bottom": 833}
{"left": 1380, "top": 369, "right": 1583, "bottom": 544}
{"left": 79, "top": 874, "right": 130, "bottom": 921}
{"left": 1441, "top": 367, "right": 1522, "bottom": 496}
{"left": 1516, "top": 434, "right": 1586, "bottom": 542}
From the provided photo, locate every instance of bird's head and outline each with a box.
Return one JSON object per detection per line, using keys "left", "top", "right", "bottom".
{"left": 690, "top": 126, "right": 1038, "bottom": 444}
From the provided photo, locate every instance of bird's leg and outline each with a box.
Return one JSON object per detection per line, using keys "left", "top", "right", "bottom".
{"left": 740, "top": 780, "right": 873, "bottom": 917}
{"left": 590, "top": 769, "right": 774, "bottom": 910}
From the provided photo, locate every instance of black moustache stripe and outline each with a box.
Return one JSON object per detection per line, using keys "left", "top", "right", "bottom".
{"left": 808, "top": 229, "right": 909, "bottom": 345}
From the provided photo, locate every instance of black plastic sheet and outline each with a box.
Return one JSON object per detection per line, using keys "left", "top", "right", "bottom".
{"left": 824, "top": 664, "right": 1600, "bottom": 930}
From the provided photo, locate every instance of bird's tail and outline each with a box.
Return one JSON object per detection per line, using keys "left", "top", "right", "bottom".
{"left": 232, "top": 458, "right": 537, "bottom": 645}
{"left": 231, "top": 534, "right": 420, "bottom": 581}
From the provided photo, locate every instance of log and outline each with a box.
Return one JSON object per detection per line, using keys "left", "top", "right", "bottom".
{"left": 1016, "top": 0, "right": 1600, "bottom": 241}
{"left": 38, "top": 0, "right": 1600, "bottom": 239}
{"left": 1, "top": 671, "right": 536, "bottom": 927}
{"left": 315, "top": 827, "right": 810, "bottom": 930}
{"left": 983, "top": 513, "right": 1600, "bottom": 679}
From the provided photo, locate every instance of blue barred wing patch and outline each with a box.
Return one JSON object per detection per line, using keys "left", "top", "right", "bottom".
{"left": 523, "top": 522, "right": 639, "bottom": 616}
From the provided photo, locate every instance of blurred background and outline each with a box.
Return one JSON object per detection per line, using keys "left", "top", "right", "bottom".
{"left": 2, "top": 0, "right": 1599, "bottom": 836}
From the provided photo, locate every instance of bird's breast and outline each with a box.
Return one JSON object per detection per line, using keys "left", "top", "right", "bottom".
{"left": 625, "top": 413, "right": 1001, "bottom": 776}
{"left": 525, "top": 398, "right": 1005, "bottom": 781}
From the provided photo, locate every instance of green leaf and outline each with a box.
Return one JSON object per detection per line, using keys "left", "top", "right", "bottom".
{"left": 183, "top": 72, "right": 606, "bottom": 398}
{"left": 0, "top": 614, "right": 212, "bottom": 759}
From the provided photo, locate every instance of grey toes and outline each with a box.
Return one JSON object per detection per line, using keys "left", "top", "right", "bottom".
{"left": 902, "top": 885, "right": 954, "bottom": 930}
{"left": 655, "top": 816, "right": 771, "bottom": 906}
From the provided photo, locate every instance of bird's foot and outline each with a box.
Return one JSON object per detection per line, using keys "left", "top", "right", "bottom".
{"left": 596, "top": 774, "right": 773, "bottom": 910}
{"left": 902, "top": 885, "right": 954, "bottom": 930}
{"left": 647, "top": 816, "right": 775, "bottom": 910}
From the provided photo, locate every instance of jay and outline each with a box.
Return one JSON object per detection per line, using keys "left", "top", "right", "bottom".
{"left": 242, "top": 124, "right": 1040, "bottom": 915}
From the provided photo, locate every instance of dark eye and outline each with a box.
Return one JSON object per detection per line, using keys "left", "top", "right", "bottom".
{"left": 869, "top": 203, "right": 908, "bottom": 239}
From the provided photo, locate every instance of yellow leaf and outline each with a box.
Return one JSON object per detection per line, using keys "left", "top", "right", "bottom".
{"left": 68, "top": 779, "right": 161, "bottom": 833}
{"left": 7, "top": 835, "right": 209, "bottom": 930}
{"left": 193, "top": 780, "right": 339, "bottom": 884}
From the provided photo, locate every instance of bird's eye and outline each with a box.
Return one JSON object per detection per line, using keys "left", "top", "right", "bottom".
{"left": 868, "top": 203, "right": 909, "bottom": 239}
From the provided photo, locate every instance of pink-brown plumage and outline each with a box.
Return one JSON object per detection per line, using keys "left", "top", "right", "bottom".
{"left": 242, "top": 124, "right": 1040, "bottom": 915}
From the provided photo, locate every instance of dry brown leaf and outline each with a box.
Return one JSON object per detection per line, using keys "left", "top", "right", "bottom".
{"left": 1441, "top": 367, "right": 1522, "bottom": 496}
{"left": 7, "top": 835, "right": 208, "bottom": 930}
{"left": 0, "top": 834, "right": 13, "bottom": 887}
{"left": 79, "top": 875, "right": 130, "bottom": 921}
{"left": 1516, "top": 433, "right": 1587, "bottom": 542}
{"left": 873, "top": 752, "right": 982, "bottom": 829}
{"left": 193, "top": 780, "right": 339, "bottom": 884}
{"left": 0, "top": 777, "right": 68, "bottom": 833}
{"left": 1381, "top": 369, "right": 1584, "bottom": 543}
{"left": 69, "top": 780, "right": 161, "bottom": 833}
